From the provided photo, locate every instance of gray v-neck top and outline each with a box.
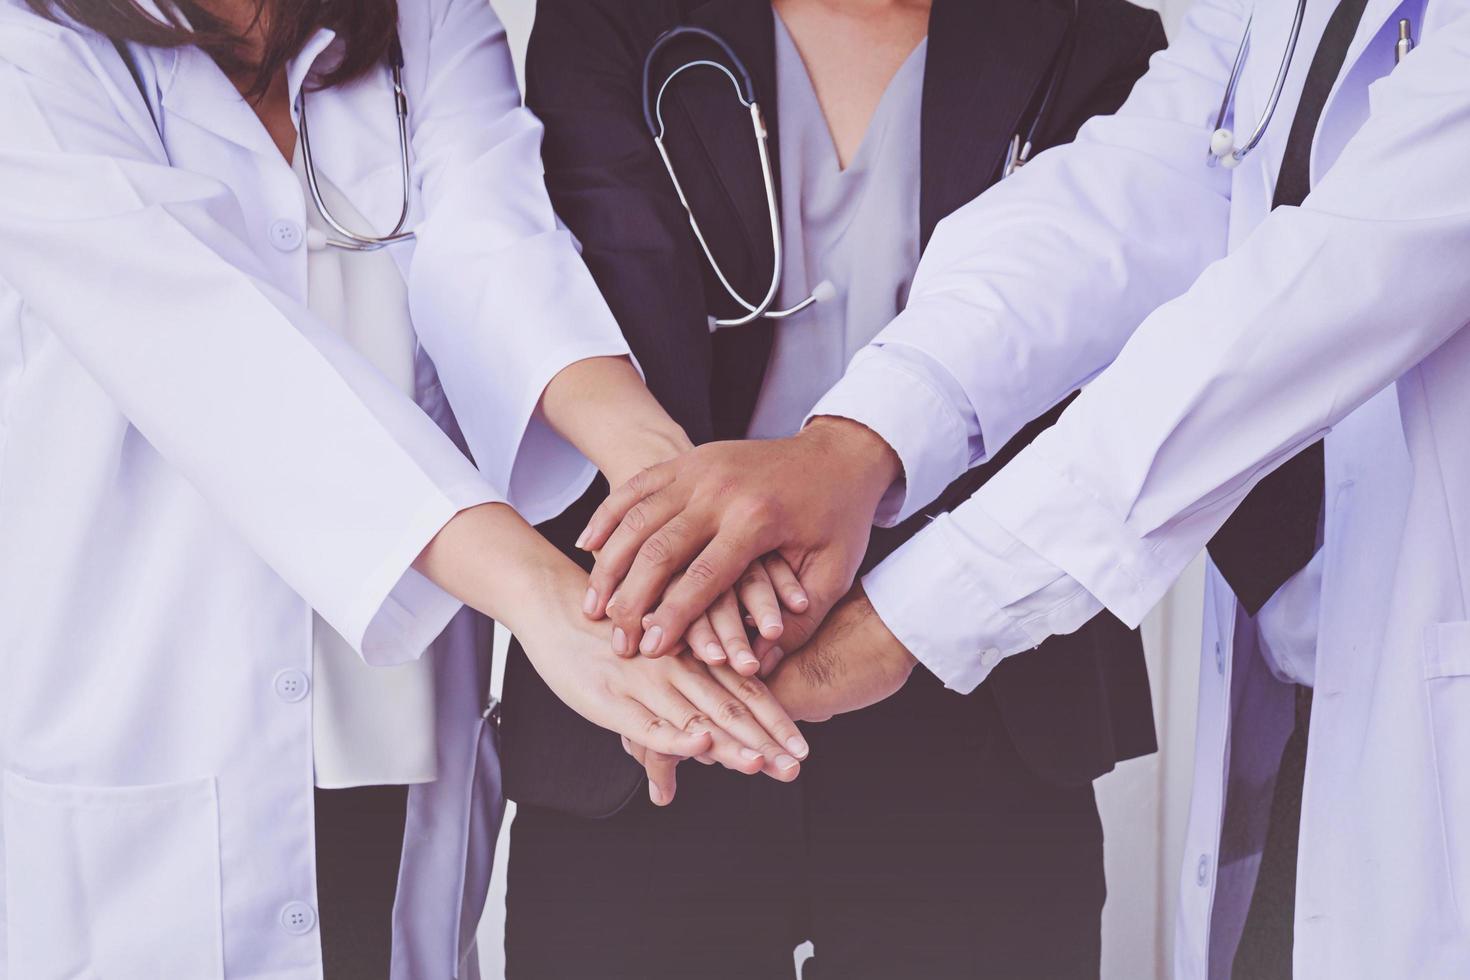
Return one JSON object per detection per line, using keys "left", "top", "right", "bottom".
{"left": 745, "top": 16, "right": 927, "bottom": 439}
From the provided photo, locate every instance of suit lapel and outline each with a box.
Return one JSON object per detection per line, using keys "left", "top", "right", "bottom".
{"left": 656, "top": 0, "right": 780, "bottom": 439}
{"left": 659, "top": 0, "right": 780, "bottom": 299}
{"left": 920, "top": 0, "right": 1071, "bottom": 248}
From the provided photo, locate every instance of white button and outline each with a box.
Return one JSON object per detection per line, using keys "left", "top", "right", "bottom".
{"left": 979, "top": 649, "right": 1001, "bottom": 669}
{"left": 269, "top": 219, "right": 303, "bottom": 252}
{"left": 273, "top": 668, "right": 309, "bottom": 703}
{"left": 1214, "top": 641, "right": 1225, "bottom": 674}
{"left": 280, "top": 901, "right": 317, "bottom": 935}
{"left": 1196, "top": 853, "right": 1211, "bottom": 886}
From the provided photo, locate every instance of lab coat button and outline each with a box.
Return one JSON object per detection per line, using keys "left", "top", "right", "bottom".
{"left": 980, "top": 649, "right": 1001, "bottom": 669}
{"left": 280, "top": 901, "right": 317, "bottom": 935}
{"left": 273, "top": 668, "right": 310, "bottom": 703}
{"left": 269, "top": 219, "right": 303, "bottom": 252}
{"left": 1196, "top": 854, "right": 1211, "bottom": 886}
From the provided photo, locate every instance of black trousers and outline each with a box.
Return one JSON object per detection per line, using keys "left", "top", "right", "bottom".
{"left": 314, "top": 785, "right": 409, "bottom": 980}
{"left": 505, "top": 671, "right": 1105, "bottom": 980}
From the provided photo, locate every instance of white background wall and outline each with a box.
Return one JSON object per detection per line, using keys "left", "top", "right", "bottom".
{"left": 477, "top": 2, "right": 1198, "bottom": 976}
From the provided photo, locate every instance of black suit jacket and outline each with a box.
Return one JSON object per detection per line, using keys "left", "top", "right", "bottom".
{"left": 506, "top": 0, "right": 1167, "bottom": 818}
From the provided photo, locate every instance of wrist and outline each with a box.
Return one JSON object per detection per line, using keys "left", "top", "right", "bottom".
{"left": 597, "top": 423, "right": 694, "bottom": 489}
{"left": 800, "top": 416, "right": 903, "bottom": 509}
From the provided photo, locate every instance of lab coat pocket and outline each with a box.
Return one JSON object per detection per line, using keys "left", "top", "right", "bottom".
{"left": 1423, "top": 621, "right": 1470, "bottom": 927}
{"left": 3, "top": 772, "right": 224, "bottom": 980}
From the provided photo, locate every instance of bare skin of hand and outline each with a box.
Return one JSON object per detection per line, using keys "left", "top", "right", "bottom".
{"left": 578, "top": 416, "right": 902, "bottom": 664}
{"left": 571, "top": 382, "right": 809, "bottom": 674}
{"left": 413, "top": 502, "right": 808, "bottom": 804}
{"left": 766, "top": 585, "right": 917, "bottom": 724}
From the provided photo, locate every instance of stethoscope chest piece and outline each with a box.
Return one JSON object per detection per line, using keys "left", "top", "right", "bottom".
{"left": 1207, "top": 0, "right": 1309, "bottom": 169}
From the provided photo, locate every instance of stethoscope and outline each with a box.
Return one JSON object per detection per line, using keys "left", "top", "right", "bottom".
{"left": 1206, "top": 0, "right": 1311, "bottom": 168}
{"left": 642, "top": 13, "right": 1078, "bottom": 327}
{"left": 1209, "top": 0, "right": 1417, "bottom": 168}
{"left": 113, "top": 35, "right": 415, "bottom": 252}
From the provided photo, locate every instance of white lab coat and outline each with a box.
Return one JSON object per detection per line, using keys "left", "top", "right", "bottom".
{"left": 971, "top": 0, "right": 1470, "bottom": 972}
{"left": 809, "top": 0, "right": 1470, "bottom": 971}
{"left": 0, "top": 1, "right": 629, "bottom": 977}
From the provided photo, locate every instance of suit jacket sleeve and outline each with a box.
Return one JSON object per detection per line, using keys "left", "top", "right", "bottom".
{"left": 525, "top": 0, "right": 719, "bottom": 444}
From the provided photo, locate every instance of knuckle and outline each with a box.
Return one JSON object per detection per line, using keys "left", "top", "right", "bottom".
{"left": 685, "top": 558, "right": 719, "bottom": 587}
{"left": 715, "top": 698, "right": 751, "bottom": 725}
{"left": 624, "top": 504, "right": 649, "bottom": 533}
{"left": 641, "top": 716, "right": 668, "bottom": 738}
{"left": 681, "top": 712, "right": 712, "bottom": 733}
{"left": 733, "top": 495, "right": 779, "bottom": 528}
{"left": 639, "top": 534, "right": 673, "bottom": 566}
{"left": 626, "top": 470, "right": 647, "bottom": 495}
{"left": 735, "top": 677, "right": 768, "bottom": 703}
{"left": 712, "top": 476, "right": 741, "bottom": 501}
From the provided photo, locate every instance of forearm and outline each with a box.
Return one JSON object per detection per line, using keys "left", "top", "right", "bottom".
{"left": 413, "top": 501, "right": 584, "bottom": 644}
{"left": 539, "top": 356, "right": 693, "bottom": 486}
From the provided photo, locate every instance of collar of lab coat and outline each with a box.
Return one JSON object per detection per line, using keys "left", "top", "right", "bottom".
{"left": 154, "top": 26, "right": 337, "bottom": 160}
{"left": 141, "top": 23, "right": 405, "bottom": 230}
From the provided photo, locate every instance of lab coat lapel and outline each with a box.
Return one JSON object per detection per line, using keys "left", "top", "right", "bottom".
{"left": 919, "top": 0, "right": 1071, "bottom": 249}
{"left": 1311, "top": 0, "right": 1422, "bottom": 182}
{"left": 159, "top": 44, "right": 280, "bottom": 160}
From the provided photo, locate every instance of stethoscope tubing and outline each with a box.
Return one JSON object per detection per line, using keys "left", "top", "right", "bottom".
{"left": 645, "top": 38, "right": 814, "bottom": 325}
{"left": 644, "top": 10, "right": 1078, "bottom": 324}
{"left": 1208, "top": 0, "right": 1310, "bottom": 167}
{"left": 298, "top": 38, "right": 416, "bottom": 251}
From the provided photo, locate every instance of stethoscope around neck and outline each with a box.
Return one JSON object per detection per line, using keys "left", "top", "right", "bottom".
{"left": 112, "top": 34, "right": 416, "bottom": 252}
{"left": 642, "top": 17, "right": 1077, "bottom": 328}
{"left": 641, "top": 27, "right": 822, "bottom": 327}
{"left": 1206, "top": 0, "right": 1310, "bottom": 168}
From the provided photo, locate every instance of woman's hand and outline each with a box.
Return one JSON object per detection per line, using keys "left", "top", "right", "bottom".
{"left": 532, "top": 617, "right": 811, "bottom": 804}
{"left": 517, "top": 560, "right": 811, "bottom": 804}
{"left": 412, "top": 502, "right": 809, "bottom": 805}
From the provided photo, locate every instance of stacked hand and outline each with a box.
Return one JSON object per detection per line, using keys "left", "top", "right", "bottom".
{"left": 573, "top": 418, "right": 921, "bottom": 793}
{"left": 517, "top": 554, "right": 811, "bottom": 807}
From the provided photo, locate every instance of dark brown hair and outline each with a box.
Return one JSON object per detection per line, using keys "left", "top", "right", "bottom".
{"left": 26, "top": 0, "right": 399, "bottom": 97}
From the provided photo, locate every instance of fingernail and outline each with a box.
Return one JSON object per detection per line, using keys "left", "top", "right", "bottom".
{"left": 704, "top": 642, "right": 727, "bottom": 663}
{"left": 734, "top": 651, "right": 759, "bottom": 672}
{"left": 575, "top": 528, "right": 590, "bottom": 550}
{"left": 649, "top": 781, "right": 664, "bottom": 805}
{"left": 739, "top": 747, "right": 763, "bottom": 762}
{"left": 759, "top": 616, "right": 782, "bottom": 638}
{"left": 789, "top": 592, "right": 809, "bottom": 610}
{"left": 642, "top": 614, "right": 654, "bottom": 629}
{"left": 612, "top": 627, "right": 628, "bottom": 654}
{"left": 582, "top": 587, "right": 598, "bottom": 616}
{"left": 640, "top": 625, "right": 664, "bottom": 655}
{"left": 774, "top": 754, "right": 799, "bottom": 772}
{"left": 785, "top": 736, "right": 809, "bottom": 760}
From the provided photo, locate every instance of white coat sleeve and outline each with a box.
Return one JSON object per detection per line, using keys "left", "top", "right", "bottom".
{"left": 869, "top": 0, "right": 1470, "bottom": 690}
{"left": 402, "top": 0, "right": 634, "bottom": 525}
{"left": 811, "top": 0, "right": 1243, "bottom": 524}
{"left": 0, "top": 11, "right": 496, "bottom": 664}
